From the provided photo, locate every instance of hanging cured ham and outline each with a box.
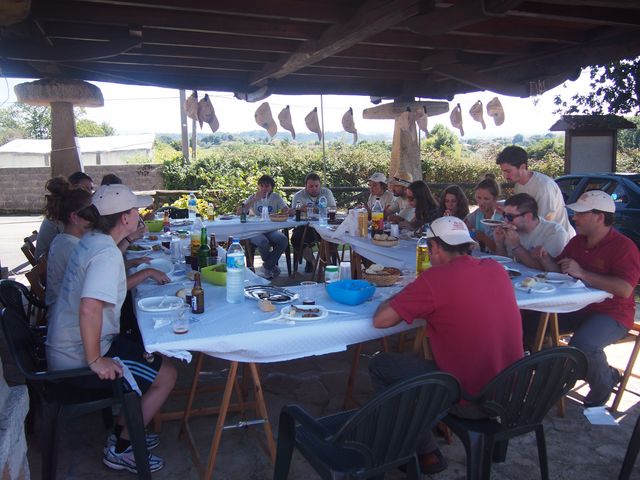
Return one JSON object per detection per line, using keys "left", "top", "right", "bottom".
{"left": 305, "top": 107, "right": 322, "bottom": 141}
{"left": 197, "top": 94, "right": 219, "bottom": 133}
{"left": 450, "top": 103, "right": 464, "bottom": 136}
{"left": 469, "top": 100, "right": 486, "bottom": 129}
{"left": 184, "top": 90, "right": 198, "bottom": 122}
{"left": 486, "top": 97, "right": 505, "bottom": 126}
{"left": 341, "top": 107, "right": 357, "bottom": 144}
{"left": 255, "top": 102, "right": 277, "bottom": 137}
{"left": 414, "top": 106, "right": 428, "bottom": 134}
{"left": 278, "top": 105, "right": 295, "bottom": 139}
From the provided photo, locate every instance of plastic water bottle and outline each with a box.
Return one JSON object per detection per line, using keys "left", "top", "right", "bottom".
{"left": 261, "top": 197, "right": 270, "bottom": 222}
{"left": 318, "top": 196, "right": 328, "bottom": 227}
{"left": 226, "top": 238, "right": 245, "bottom": 304}
{"left": 306, "top": 202, "right": 314, "bottom": 220}
{"left": 188, "top": 192, "right": 197, "bottom": 220}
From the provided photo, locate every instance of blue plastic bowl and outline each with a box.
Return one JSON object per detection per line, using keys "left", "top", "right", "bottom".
{"left": 326, "top": 279, "right": 376, "bottom": 306}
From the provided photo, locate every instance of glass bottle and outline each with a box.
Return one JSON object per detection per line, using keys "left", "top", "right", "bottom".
{"left": 240, "top": 203, "right": 247, "bottom": 223}
{"left": 197, "top": 227, "right": 211, "bottom": 269}
{"left": 190, "top": 216, "right": 203, "bottom": 256}
{"left": 162, "top": 209, "right": 170, "bottom": 233}
{"left": 416, "top": 228, "right": 431, "bottom": 274}
{"left": 295, "top": 201, "right": 302, "bottom": 221}
{"left": 191, "top": 272, "right": 205, "bottom": 314}
{"left": 371, "top": 197, "right": 384, "bottom": 237}
{"left": 209, "top": 233, "right": 218, "bottom": 263}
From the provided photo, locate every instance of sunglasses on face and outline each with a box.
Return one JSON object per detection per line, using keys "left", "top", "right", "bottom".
{"left": 503, "top": 212, "right": 528, "bottom": 222}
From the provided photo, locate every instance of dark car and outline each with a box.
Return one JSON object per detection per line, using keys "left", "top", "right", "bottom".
{"left": 555, "top": 173, "right": 640, "bottom": 247}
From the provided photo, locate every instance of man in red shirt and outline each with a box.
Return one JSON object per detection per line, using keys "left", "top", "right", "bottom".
{"left": 370, "top": 216, "right": 523, "bottom": 474}
{"left": 539, "top": 190, "right": 640, "bottom": 408}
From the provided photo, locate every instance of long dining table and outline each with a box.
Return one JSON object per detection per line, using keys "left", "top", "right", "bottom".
{"left": 131, "top": 225, "right": 612, "bottom": 478}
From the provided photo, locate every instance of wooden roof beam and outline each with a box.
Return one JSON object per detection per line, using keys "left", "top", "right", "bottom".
{"left": 248, "top": 0, "right": 429, "bottom": 87}
{"left": 512, "top": 2, "right": 640, "bottom": 27}
{"left": 405, "top": 0, "right": 526, "bottom": 36}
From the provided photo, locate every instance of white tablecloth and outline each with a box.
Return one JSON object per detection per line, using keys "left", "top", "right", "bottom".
{"left": 203, "top": 217, "right": 303, "bottom": 241}
{"left": 134, "top": 281, "right": 420, "bottom": 363}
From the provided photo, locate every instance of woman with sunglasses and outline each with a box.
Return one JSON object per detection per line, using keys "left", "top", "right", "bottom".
{"left": 397, "top": 180, "right": 439, "bottom": 233}
{"left": 438, "top": 184, "right": 470, "bottom": 220}
{"left": 464, "top": 174, "right": 503, "bottom": 252}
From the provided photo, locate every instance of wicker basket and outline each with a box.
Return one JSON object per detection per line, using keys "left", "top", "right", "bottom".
{"left": 371, "top": 237, "right": 399, "bottom": 247}
{"left": 363, "top": 267, "right": 401, "bottom": 287}
{"left": 269, "top": 214, "right": 289, "bottom": 222}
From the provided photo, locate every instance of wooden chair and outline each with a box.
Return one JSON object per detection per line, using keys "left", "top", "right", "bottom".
{"left": 242, "top": 230, "right": 293, "bottom": 277}
{"left": 611, "top": 320, "right": 640, "bottom": 412}
{"left": 25, "top": 257, "right": 48, "bottom": 326}
{"left": 21, "top": 230, "right": 39, "bottom": 267}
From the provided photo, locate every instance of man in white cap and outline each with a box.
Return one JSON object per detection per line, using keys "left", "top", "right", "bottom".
{"left": 369, "top": 216, "right": 523, "bottom": 474}
{"left": 46, "top": 184, "right": 177, "bottom": 473}
{"left": 496, "top": 146, "right": 575, "bottom": 236}
{"left": 386, "top": 171, "right": 415, "bottom": 222}
{"left": 365, "top": 172, "right": 394, "bottom": 212}
{"left": 494, "top": 193, "right": 569, "bottom": 270}
{"left": 539, "top": 190, "right": 640, "bottom": 407}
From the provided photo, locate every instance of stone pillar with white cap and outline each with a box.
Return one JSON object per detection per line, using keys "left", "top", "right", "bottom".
{"left": 363, "top": 100, "right": 449, "bottom": 182}
{"left": 14, "top": 78, "right": 104, "bottom": 179}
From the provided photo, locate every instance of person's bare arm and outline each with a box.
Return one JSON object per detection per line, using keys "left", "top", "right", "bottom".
{"left": 558, "top": 258, "right": 634, "bottom": 298}
{"left": 373, "top": 300, "right": 402, "bottom": 328}
{"left": 126, "top": 268, "right": 170, "bottom": 289}
{"left": 79, "top": 298, "right": 123, "bottom": 380}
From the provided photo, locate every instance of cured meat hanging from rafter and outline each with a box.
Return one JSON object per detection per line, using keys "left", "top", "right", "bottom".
{"left": 469, "top": 100, "right": 486, "bottom": 129}
{"left": 255, "top": 102, "right": 277, "bottom": 137}
{"left": 278, "top": 105, "right": 295, "bottom": 139}
{"left": 450, "top": 103, "right": 464, "bottom": 136}
{"left": 197, "top": 94, "right": 219, "bottom": 133}
{"left": 486, "top": 97, "right": 505, "bottom": 126}
{"left": 185, "top": 91, "right": 198, "bottom": 122}
{"left": 305, "top": 107, "right": 322, "bottom": 141}
{"left": 341, "top": 107, "right": 357, "bottom": 144}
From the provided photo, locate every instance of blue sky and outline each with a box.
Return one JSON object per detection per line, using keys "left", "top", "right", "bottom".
{"left": 0, "top": 69, "right": 592, "bottom": 139}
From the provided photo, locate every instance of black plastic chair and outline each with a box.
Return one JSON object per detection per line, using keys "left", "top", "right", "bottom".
{"left": 443, "top": 347, "right": 587, "bottom": 480}
{"left": 1, "top": 307, "right": 152, "bottom": 480}
{"left": 273, "top": 371, "right": 460, "bottom": 480}
{"left": 619, "top": 414, "right": 640, "bottom": 480}
{"left": 0, "top": 279, "right": 47, "bottom": 329}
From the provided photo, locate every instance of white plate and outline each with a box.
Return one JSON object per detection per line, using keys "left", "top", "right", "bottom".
{"left": 138, "top": 296, "right": 184, "bottom": 312}
{"left": 515, "top": 282, "right": 556, "bottom": 294}
{"left": 136, "top": 258, "right": 173, "bottom": 275}
{"left": 482, "top": 255, "right": 512, "bottom": 264}
{"left": 480, "top": 219, "right": 506, "bottom": 227}
{"left": 281, "top": 305, "right": 329, "bottom": 322}
{"left": 536, "top": 272, "right": 575, "bottom": 284}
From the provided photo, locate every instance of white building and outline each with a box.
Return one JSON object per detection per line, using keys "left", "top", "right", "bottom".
{"left": 0, "top": 134, "right": 155, "bottom": 167}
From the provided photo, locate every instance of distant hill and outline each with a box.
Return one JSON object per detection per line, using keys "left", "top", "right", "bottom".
{"left": 157, "top": 130, "right": 391, "bottom": 144}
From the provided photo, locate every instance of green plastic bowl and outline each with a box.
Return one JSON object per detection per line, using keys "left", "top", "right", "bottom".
{"left": 144, "top": 219, "right": 164, "bottom": 232}
{"left": 201, "top": 263, "right": 227, "bottom": 286}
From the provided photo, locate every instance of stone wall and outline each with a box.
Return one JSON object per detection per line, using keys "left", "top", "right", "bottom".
{"left": 0, "top": 164, "right": 164, "bottom": 214}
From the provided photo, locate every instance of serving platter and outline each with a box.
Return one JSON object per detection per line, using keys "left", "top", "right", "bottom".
{"left": 245, "top": 285, "right": 299, "bottom": 304}
{"left": 138, "top": 296, "right": 184, "bottom": 312}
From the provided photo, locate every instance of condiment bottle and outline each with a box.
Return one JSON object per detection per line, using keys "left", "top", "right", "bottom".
{"left": 190, "top": 216, "right": 203, "bottom": 256}
{"left": 240, "top": 203, "right": 247, "bottom": 223}
{"left": 209, "top": 233, "right": 218, "bottom": 263}
{"left": 197, "top": 227, "right": 210, "bottom": 269}
{"left": 191, "top": 272, "right": 205, "bottom": 314}
{"left": 162, "top": 209, "right": 170, "bottom": 233}
{"left": 371, "top": 197, "right": 384, "bottom": 237}
{"left": 325, "top": 265, "right": 339, "bottom": 284}
{"left": 416, "top": 227, "right": 431, "bottom": 274}
{"left": 295, "top": 201, "right": 302, "bottom": 221}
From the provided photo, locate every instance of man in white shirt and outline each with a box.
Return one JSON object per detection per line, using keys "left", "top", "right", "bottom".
{"left": 291, "top": 172, "right": 336, "bottom": 273}
{"left": 496, "top": 146, "right": 575, "bottom": 236}
{"left": 494, "top": 193, "right": 569, "bottom": 270}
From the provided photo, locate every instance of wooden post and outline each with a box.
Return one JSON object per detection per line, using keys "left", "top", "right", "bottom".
{"left": 179, "top": 90, "right": 190, "bottom": 164}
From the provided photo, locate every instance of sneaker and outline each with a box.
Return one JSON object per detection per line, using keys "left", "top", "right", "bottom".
{"left": 583, "top": 367, "right": 622, "bottom": 408}
{"left": 260, "top": 266, "right": 274, "bottom": 279}
{"left": 105, "top": 432, "right": 160, "bottom": 452}
{"left": 103, "top": 444, "right": 165, "bottom": 473}
{"left": 270, "top": 265, "right": 281, "bottom": 278}
{"left": 418, "top": 448, "right": 448, "bottom": 475}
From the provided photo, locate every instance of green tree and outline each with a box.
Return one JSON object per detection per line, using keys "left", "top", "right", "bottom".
{"left": 553, "top": 57, "right": 640, "bottom": 115}
{"left": 76, "top": 118, "right": 115, "bottom": 137}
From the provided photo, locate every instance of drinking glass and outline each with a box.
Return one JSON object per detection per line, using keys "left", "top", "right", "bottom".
{"left": 300, "top": 281, "right": 317, "bottom": 305}
{"left": 173, "top": 305, "right": 190, "bottom": 334}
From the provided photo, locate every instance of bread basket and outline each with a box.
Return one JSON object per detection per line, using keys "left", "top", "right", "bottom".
{"left": 363, "top": 267, "right": 401, "bottom": 287}
{"left": 269, "top": 213, "right": 289, "bottom": 222}
{"left": 371, "top": 236, "right": 399, "bottom": 247}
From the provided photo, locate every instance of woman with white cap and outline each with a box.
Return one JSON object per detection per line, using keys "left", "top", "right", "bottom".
{"left": 45, "top": 184, "right": 177, "bottom": 473}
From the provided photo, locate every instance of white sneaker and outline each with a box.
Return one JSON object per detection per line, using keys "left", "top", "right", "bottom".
{"left": 103, "top": 444, "right": 164, "bottom": 473}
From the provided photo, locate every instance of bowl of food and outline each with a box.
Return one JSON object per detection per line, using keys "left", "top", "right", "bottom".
{"left": 326, "top": 279, "right": 375, "bottom": 306}
{"left": 363, "top": 264, "right": 401, "bottom": 287}
{"left": 371, "top": 233, "right": 398, "bottom": 247}
{"left": 200, "top": 263, "right": 227, "bottom": 286}
{"left": 269, "top": 212, "right": 289, "bottom": 222}
{"left": 144, "top": 219, "right": 164, "bottom": 232}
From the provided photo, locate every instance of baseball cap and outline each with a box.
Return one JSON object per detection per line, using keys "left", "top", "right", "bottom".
{"left": 389, "top": 171, "right": 413, "bottom": 187}
{"left": 566, "top": 190, "right": 615, "bottom": 213}
{"left": 368, "top": 172, "right": 387, "bottom": 184}
{"left": 426, "top": 216, "right": 475, "bottom": 246}
{"left": 92, "top": 184, "right": 152, "bottom": 216}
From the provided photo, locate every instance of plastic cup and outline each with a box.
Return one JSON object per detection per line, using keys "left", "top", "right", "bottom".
{"left": 300, "top": 281, "right": 317, "bottom": 305}
{"left": 339, "top": 262, "right": 352, "bottom": 281}
{"left": 173, "top": 305, "right": 190, "bottom": 334}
